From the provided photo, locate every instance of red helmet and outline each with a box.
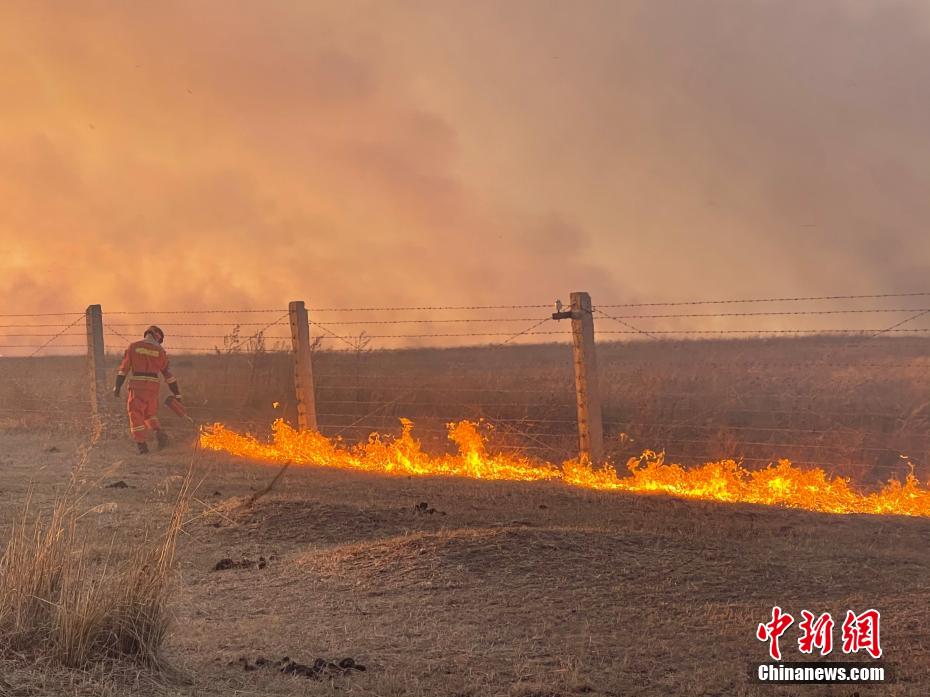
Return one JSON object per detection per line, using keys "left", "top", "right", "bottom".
{"left": 144, "top": 325, "right": 165, "bottom": 344}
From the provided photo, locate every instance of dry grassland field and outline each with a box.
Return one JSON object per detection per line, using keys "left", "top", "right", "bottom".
{"left": 8, "top": 0, "right": 930, "bottom": 694}
{"left": 2, "top": 338, "right": 929, "bottom": 696}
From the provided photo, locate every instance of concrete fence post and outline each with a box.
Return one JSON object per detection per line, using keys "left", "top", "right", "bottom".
{"left": 85, "top": 304, "right": 106, "bottom": 434}
{"left": 288, "top": 300, "right": 318, "bottom": 431}
{"left": 569, "top": 291, "right": 604, "bottom": 464}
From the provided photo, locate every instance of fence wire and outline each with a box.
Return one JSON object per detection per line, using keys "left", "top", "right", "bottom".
{"left": 1, "top": 294, "right": 929, "bottom": 481}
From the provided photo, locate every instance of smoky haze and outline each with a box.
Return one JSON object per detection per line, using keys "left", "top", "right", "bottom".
{"left": 1, "top": 0, "right": 929, "bottom": 315}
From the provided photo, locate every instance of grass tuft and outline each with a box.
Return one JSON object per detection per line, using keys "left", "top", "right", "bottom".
{"left": 0, "top": 460, "right": 189, "bottom": 669}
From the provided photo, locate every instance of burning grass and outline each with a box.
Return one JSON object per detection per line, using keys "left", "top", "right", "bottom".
{"left": 10, "top": 337, "right": 930, "bottom": 478}
{"left": 0, "top": 465, "right": 189, "bottom": 669}
{"left": 201, "top": 418, "right": 930, "bottom": 517}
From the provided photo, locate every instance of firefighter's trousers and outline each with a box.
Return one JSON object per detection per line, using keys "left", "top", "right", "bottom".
{"left": 127, "top": 387, "right": 162, "bottom": 443}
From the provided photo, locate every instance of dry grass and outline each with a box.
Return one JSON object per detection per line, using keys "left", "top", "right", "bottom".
{"left": 5, "top": 336, "right": 930, "bottom": 483}
{"left": 169, "top": 455, "right": 930, "bottom": 696}
{"left": 2, "top": 336, "right": 930, "bottom": 694}
{"left": 0, "top": 432, "right": 929, "bottom": 695}
{"left": 0, "top": 445, "right": 189, "bottom": 671}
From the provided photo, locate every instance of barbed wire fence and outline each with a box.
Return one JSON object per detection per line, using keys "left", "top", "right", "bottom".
{"left": 2, "top": 291, "right": 930, "bottom": 481}
{"left": 0, "top": 311, "right": 90, "bottom": 429}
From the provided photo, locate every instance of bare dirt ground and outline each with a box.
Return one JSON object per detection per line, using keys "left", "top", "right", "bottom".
{"left": 2, "top": 430, "right": 928, "bottom": 697}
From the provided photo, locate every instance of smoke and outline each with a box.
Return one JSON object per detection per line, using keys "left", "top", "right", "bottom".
{"left": 1, "top": 1, "right": 929, "bottom": 316}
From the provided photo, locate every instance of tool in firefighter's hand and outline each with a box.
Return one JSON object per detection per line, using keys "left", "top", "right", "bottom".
{"left": 164, "top": 395, "right": 194, "bottom": 425}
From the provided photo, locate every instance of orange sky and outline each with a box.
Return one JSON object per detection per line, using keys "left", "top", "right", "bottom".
{"left": 3, "top": 1, "right": 930, "bottom": 316}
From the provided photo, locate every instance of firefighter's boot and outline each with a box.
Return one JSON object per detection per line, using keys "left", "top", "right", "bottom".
{"left": 137, "top": 441, "right": 149, "bottom": 455}
{"left": 155, "top": 430, "right": 169, "bottom": 450}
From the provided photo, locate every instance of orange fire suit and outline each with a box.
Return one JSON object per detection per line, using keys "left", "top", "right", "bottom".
{"left": 117, "top": 340, "right": 178, "bottom": 443}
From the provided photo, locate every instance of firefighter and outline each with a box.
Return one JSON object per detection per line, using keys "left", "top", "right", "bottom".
{"left": 113, "top": 325, "right": 181, "bottom": 454}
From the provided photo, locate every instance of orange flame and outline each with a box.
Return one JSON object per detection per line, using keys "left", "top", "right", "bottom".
{"left": 199, "top": 419, "right": 930, "bottom": 517}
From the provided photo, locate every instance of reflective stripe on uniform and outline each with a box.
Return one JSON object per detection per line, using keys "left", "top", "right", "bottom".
{"left": 165, "top": 376, "right": 178, "bottom": 384}
{"left": 129, "top": 375, "right": 160, "bottom": 383}
{"left": 134, "top": 347, "right": 161, "bottom": 357}
{"left": 129, "top": 425, "right": 147, "bottom": 432}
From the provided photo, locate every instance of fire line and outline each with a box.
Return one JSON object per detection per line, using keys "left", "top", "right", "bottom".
{"left": 199, "top": 419, "right": 930, "bottom": 517}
